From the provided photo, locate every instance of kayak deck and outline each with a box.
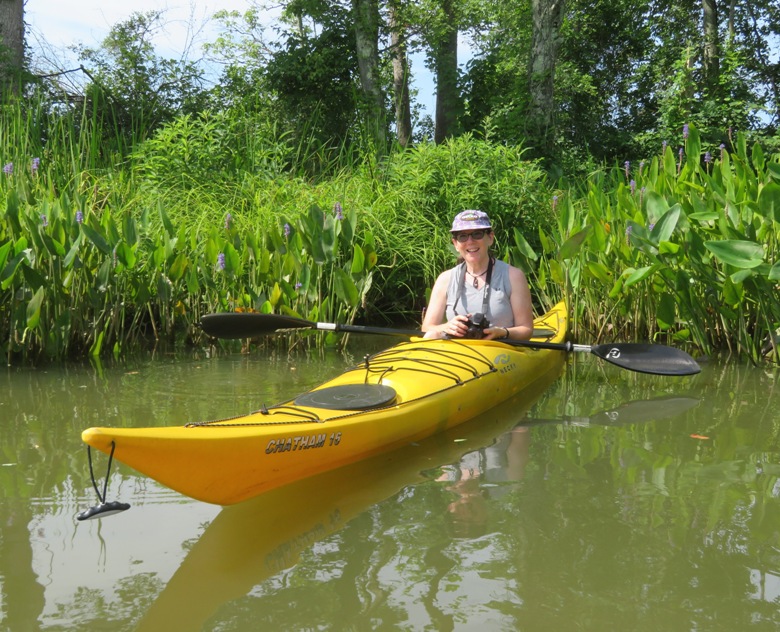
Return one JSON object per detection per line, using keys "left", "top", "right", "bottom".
{"left": 82, "top": 302, "right": 567, "bottom": 505}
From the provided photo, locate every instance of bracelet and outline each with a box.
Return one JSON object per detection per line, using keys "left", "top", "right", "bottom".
{"left": 503, "top": 327, "right": 510, "bottom": 339}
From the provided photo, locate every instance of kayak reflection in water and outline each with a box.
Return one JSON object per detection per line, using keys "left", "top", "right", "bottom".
{"left": 436, "top": 427, "right": 531, "bottom": 538}
{"left": 422, "top": 210, "right": 534, "bottom": 341}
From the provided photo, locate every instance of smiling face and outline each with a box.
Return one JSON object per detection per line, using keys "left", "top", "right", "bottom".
{"left": 452, "top": 230, "right": 494, "bottom": 269}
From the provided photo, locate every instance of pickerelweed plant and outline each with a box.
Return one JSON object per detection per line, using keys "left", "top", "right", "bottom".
{"left": 509, "top": 123, "right": 780, "bottom": 362}
{"left": 0, "top": 157, "right": 376, "bottom": 361}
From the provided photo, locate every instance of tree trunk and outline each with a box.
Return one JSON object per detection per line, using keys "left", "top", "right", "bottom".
{"left": 527, "top": 0, "right": 564, "bottom": 160}
{"left": 352, "top": 0, "right": 386, "bottom": 154}
{"left": 0, "top": 0, "right": 24, "bottom": 95}
{"left": 702, "top": 0, "right": 720, "bottom": 94}
{"left": 434, "top": 0, "right": 459, "bottom": 144}
{"left": 388, "top": 0, "right": 412, "bottom": 148}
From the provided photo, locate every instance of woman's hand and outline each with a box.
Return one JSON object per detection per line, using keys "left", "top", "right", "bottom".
{"left": 423, "top": 314, "right": 471, "bottom": 339}
{"left": 483, "top": 326, "right": 510, "bottom": 340}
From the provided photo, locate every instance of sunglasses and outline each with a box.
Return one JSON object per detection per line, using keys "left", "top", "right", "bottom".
{"left": 453, "top": 230, "right": 489, "bottom": 243}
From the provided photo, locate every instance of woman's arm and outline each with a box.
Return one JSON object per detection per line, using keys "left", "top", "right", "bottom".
{"left": 484, "top": 265, "right": 533, "bottom": 341}
{"left": 421, "top": 270, "right": 469, "bottom": 339}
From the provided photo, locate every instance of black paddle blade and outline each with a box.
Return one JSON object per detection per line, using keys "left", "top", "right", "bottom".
{"left": 590, "top": 343, "right": 701, "bottom": 376}
{"left": 200, "top": 313, "right": 314, "bottom": 339}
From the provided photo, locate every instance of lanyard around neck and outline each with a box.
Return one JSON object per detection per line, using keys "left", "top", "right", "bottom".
{"left": 453, "top": 257, "right": 494, "bottom": 316}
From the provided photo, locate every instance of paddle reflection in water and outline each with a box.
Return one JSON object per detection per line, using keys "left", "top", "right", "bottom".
{"left": 135, "top": 358, "right": 564, "bottom": 632}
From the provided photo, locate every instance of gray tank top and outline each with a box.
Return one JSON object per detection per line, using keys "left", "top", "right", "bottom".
{"left": 445, "top": 259, "right": 514, "bottom": 327}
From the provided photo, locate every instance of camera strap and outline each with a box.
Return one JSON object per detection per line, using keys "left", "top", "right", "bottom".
{"left": 452, "top": 257, "right": 494, "bottom": 317}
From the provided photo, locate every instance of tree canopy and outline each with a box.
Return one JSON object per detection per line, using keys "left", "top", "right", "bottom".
{"left": 11, "top": 0, "right": 780, "bottom": 170}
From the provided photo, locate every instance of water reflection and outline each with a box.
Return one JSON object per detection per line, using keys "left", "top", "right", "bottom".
{"left": 2, "top": 350, "right": 780, "bottom": 630}
{"left": 131, "top": 363, "right": 561, "bottom": 631}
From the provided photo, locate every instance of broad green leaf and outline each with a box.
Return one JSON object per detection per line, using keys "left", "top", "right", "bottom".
{"left": 81, "top": 223, "right": 112, "bottom": 255}
{"left": 769, "top": 261, "right": 780, "bottom": 281}
{"left": 688, "top": 211, "right": 720, "bottom": 223}
{"left": 123, "top": 214, "right": 138, "bottom": 245}
{"left": 558, "top": 226, "right": 591, "bottom": 260}
{"left": 115, "top": 242, "right": 137, "bottom": 269}
{"left": 350, "top": 245, "right": 365, "bottom": 275}
{"left": 722, "top": 276, "right": 743, "bottom": 307}
{"left": 269, "top": 283, "right": 283, "bottom": 307}
{"left": 586, "top": 261, "right": 612, "bottom": 284}
{"left": 334, "top": 268, "right": 359, "bottom": 308}
{"left": 685, "top": 124, "right": 701, "bottom": 169}
{"left": 513, "top": 228, "right": 538, "bottom": 260}
{"left": 758, "top": 181, "right": 780, "bottom": 222}
{"left": 1, "top": 252, "right": 26, "bottom": 290}
{"left": 624, "top": 265, "right": 656, "bottom": 287}
{"left": 704, "top": 240, "right": 764, "bottom": 269}
{"left": 168, "top": 252, "right": 189, "bottom": 281}
{"left": 0, "top": 241, "right": 12, "bottom": 271}
{"left": 608, "top": 276, "right": 624, "bottom": 299}
{"left": 322, "top": 214, "right": 336, "bottom": 263}
{"left": 656, "top": 293, "right": 676, "bottom": 330}
{"left": 224, "top": 243, "right": 241, "bottom": 274}
{"left": 730, "top": 269, "right": 754, "bottom": 283}
{"left": 90, "top": 329, "right": 105, "bottom": 357}
{"left": 549, "top": 260, "right": 565, "bottom": 285}
{"left": 26, "top": 286, "right": 45, "bottom": 330}
{"left": 650, "top": 205, "right": 681, "bottom": 243}
{"left": 645, "top": 191, "right": 669, "bottom": 224}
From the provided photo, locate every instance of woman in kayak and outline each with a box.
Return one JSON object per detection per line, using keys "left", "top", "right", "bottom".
{"left": 421, "top": 210, "right": 534, "bottom": 340}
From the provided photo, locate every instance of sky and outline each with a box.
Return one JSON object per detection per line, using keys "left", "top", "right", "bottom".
{"left": 24, "top": 0, "right": 438, "bottom": 115}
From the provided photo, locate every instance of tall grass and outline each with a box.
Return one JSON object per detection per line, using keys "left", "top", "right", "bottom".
{"left": 2, "top": 92, "right": 778, "bottom": 364}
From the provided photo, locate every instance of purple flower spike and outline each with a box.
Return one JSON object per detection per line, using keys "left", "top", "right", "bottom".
{"left": 334, "top": 202, "right": 344, "bottom": 221}
{"left": 284, "top": 223, "right": 291, "bottom": 238}
{"left": 217, "top": 253, "right": 226, "bottom": 270}
{"left": 683, "top": 124, "right": 689, "bottom": 140}
{"left": 40, "top": 214, "right": 48, "bottom": 227}
{"left": 552, "top": 195, "right": 559, "bottom": 210}
{"left": 704, "top": 151, "right": 712, "bottom": 164}
{"left": 76, "top": 211, "right": 84, "bottom": 224}
{"left": 630, "top": 180, "right": 636, "bottom": 194}
{"left": 31, "top": 157, "right": 40, "bottom": 173}
{"left": 224, "top": 213, "right": 232, "bottom": 230}
{"left": 3, "top": 162, "right": 12, "bottom": 175}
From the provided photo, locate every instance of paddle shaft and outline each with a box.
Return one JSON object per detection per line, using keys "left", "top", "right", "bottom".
{"left": 200, "top": 313, "right": 701, "bottom": 376}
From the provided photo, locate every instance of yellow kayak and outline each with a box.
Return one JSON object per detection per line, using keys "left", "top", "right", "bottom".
{"left": 82, "top": 302, "right": 567, "bottom": 505}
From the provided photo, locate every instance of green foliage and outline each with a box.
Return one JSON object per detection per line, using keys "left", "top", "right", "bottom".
{"left": 75, "top": 11, "right": 206, "bottom": 150}
{"left": 510, "top": 123, "right": 780, "bottom": 362}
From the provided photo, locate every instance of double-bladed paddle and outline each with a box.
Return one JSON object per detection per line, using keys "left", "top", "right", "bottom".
{"left": 200, "top": 312, "right": 701, "bottom": 376}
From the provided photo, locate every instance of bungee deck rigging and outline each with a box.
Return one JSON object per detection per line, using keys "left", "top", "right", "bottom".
{"left": 185, "top": 339, "right": 500, "bottom": 428}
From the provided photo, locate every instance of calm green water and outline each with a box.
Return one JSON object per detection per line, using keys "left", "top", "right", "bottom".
{"left": 0, "top": 341, "right": 778, "bottom": 631}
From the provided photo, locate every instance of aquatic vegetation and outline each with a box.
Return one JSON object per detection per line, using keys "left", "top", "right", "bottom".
{"left": 1, "top": 93, "right": 778, "bottom": 364}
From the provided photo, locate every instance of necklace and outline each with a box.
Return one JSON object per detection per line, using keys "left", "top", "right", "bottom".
{"left": 467, "top": 269, "right": 488, "bottom": 288}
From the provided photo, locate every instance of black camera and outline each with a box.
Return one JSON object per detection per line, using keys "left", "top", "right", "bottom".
{"left": 463, "top": 313, "right": 490, "bottom": 339}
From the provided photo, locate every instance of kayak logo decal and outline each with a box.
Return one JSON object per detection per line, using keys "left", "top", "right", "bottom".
{"left": 266, "top": 432, "right": 342, "bottom": 455}
{"left": 606, "top": 348, "right": 621, "bottom": 359}
{"left": 493, "top": 353, "right": 517, "bottom": 374}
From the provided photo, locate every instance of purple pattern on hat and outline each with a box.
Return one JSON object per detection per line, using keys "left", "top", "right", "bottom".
{"left": 450, "top": 210, "right": 492, "bottom": 232}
